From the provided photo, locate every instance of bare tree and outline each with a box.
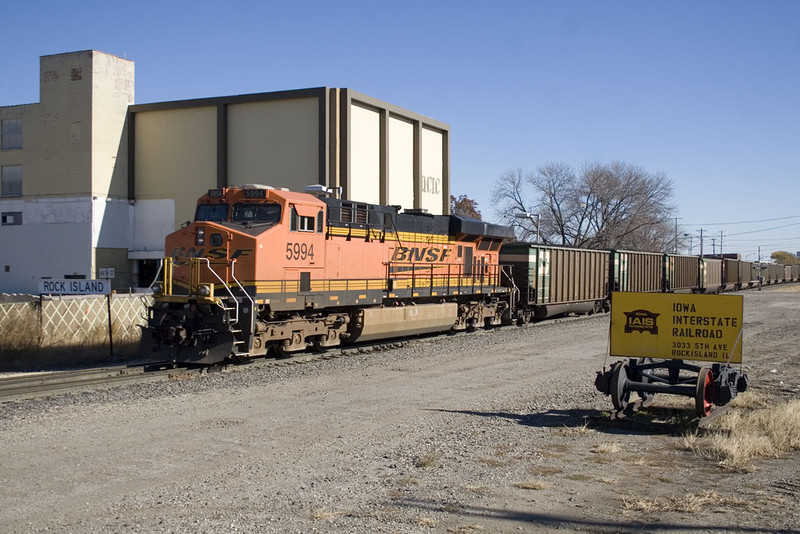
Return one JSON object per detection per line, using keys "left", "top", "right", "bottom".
{"left": 491, "top": 161, "right": 677, "bottom": 251}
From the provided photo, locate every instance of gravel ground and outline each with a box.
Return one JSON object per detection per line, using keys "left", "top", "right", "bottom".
{"left": 0, "top": 286, "right": 798, "bottom": 533}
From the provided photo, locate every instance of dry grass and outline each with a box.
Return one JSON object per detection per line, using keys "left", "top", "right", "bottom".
{"left": 308, "top": 507, "right": 345, "bottom": 521}
{"left": 623, "top": 490, "right": 749, "bottom": 514}
{"left": 590, "top": 441, "right": 622, "bottom": 454}
{"left": 513, "top": 480, "right": 552, "bottom": 491}
{"left": 447, "top": 525, "right": 485, "bottom": 533}
{"left": 529, "top": 465, "right": 563, "bottom": 476}
{"left": 476, "top": 456, "right": 512, "bottom": 467}
{"left": 552, "top": 421, "right": 595, "bottom": 436}
{"left": 684, "top": 399, "right": 800, "bottom": 471}
{"left": 0, "top": 304, "right": 40, "bottom": 352}
{"left": 415, "top": 452, "right": 443, "bottom": 469}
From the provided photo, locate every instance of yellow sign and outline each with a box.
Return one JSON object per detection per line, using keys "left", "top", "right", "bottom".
{"left": 610, "top": 292, "right": 743, "bottom": 363}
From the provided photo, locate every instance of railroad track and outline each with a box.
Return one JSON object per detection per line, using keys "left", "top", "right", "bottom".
{"left": 0, "top": 339, "right": 414, "bottom": 403}
{"left": 0, "top": 316, "right": 588, "bottom": 404}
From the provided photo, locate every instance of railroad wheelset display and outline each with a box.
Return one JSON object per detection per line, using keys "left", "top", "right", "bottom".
{"left": 596, "top": 358, "right": 748, "bottom": 418}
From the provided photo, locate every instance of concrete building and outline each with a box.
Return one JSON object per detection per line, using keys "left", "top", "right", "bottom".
{"left": 0, "top": 50, "right": 450, "bottom": 294}
{"left": 0, "top": 51, "right": 134, "bottom": 293}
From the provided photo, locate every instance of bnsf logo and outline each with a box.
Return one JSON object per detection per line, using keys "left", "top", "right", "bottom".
{"left": 171, "top": 247, "right": 252, "bottom": 260}
{"left": 391, "top": 246, "right": 452, "bottom": 262}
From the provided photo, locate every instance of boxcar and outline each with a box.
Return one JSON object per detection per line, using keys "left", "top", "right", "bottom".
{"left": 700, "top": 258, "right": 722, "bottom": 293}
{"left": 500, "top": 243, "right": 608, "bottom": 320}
{"left": 665, "top": 254, "right": 700, "bottom": 292}
{"left": 738, "top": 261, "right": 756, "bottom": 288}
{"left": 610, "top": 250, "right": 663, "bottom": 293}
{"left": 722, "top": 259, "right": 739, "bottom": 291}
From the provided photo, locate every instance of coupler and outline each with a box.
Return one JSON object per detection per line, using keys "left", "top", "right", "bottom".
{"left": 595, "top": 358, "right": 749, "bottom": 417}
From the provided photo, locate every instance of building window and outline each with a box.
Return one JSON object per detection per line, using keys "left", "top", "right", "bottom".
{"left": 1, "top": 165, "right": 22, "bottom": 197}
{"left": 1, "top": 119, "right": 22, "bottom": 150}
{"left": 1, "top": 212, "right": 22, "bottom": 225}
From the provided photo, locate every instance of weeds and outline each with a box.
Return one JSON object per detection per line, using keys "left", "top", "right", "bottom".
{"left": 684, "top": 398, "right": 800, "bottom": 471}
{"left": 513, "top": 480, "right": 552, "bottom": 490}
{"left": 415, "top": 452, "right": 443, "bottom": 469}
{"left": 623, "top": 490, "right": 749, "bottom": 514}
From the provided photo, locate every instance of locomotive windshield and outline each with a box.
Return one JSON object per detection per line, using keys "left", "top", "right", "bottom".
{"left": 231, "top": 202, "right": 282, "bottom": 224}
{"left": 195, "top": 204, "right": 229, "bottom": 222}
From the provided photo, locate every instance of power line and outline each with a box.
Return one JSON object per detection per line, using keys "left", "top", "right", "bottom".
{"left": 685, "top": 214, "right": 800, "bottom": 226}
{"left": 724, "top": 221, "right": 800, "bottom": 237}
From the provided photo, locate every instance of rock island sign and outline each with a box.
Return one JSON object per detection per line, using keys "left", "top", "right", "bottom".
{"left": 610, "top": 292, "right": 743, "bottom": 364}
{"left": 39, "top": 279, "right": 111, "bottom": 295}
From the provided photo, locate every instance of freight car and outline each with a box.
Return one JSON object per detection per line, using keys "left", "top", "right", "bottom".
{"left": 141, "top": 185, "right": 515, "bottom": 364}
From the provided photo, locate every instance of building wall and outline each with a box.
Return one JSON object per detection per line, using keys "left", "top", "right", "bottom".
{"left": 388, "top": 116, "right": 414, "bottom": 210}
{"left": 0, "top": 51, "right": 134, "bottom": 293}
{"left": 349, "top": 103, "right": 381, "bottom": 205}
{"left": 228, "top": 98, "right": 319, "bottom": 190}
{"left": 420, "top": 126, "right": 445, "bottom": 213}
{"left": 133, "top": 107, "right": 217, "bottom": 231}
{"left": 341, "top": 90, "right": 449, "bottom": 215}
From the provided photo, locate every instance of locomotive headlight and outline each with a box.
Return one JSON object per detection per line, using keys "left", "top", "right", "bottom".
{"left": 152, "top": 283, "right": 163, "bottom": 295}
{"left": 196, "top": 227, "right": 205, "bottom": 245}
{"left": 210, "top": 233, "right": 223, "bottom": 247}
{"left": 198, "top": 284, "right": 212, "bottom": 297}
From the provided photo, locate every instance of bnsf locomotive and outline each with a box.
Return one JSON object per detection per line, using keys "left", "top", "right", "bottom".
{"left": 141, "top": 185, "right": 515, "bottom": 364}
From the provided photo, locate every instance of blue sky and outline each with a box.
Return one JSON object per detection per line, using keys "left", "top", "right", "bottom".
{"left": 2, "top": 0, "right": 798, "bottom": 260}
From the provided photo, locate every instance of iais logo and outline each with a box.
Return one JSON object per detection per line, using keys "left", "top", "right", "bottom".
{"left": 623, "top": 309, "right": 660, "bottom": 335}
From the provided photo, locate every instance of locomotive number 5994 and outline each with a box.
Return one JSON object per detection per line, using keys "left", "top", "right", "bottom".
{"left": 285, "top": 242, "right": 315, "bottom": 261}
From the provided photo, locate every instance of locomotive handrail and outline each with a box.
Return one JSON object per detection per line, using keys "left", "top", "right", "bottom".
{"left": 230, "top": 259, "right": 255, "bottom": 329}
{"left": 195, "top": 257, "right": 248, "bottom": 326}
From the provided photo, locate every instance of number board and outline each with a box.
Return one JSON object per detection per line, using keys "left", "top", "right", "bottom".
{"left": 610, "top": 292, "right": 743, "bottom": 364}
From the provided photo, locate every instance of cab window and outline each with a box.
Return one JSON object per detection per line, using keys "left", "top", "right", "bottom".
{"left": 195, "top": 204, "right": 229, "bottom": 222}
{"left": 290, "top": 206, "right": 315, "bottom": 232}
{"left": 232, "top": 203, "right": 282, "bottom": 224}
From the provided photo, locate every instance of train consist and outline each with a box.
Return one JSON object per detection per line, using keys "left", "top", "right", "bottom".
{"left": 141, "top": 185, "right": 795, "bottom": 365}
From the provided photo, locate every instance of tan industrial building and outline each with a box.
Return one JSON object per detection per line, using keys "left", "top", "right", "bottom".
{"left": 0, "top": 50, "right": 450, "bottom": 293}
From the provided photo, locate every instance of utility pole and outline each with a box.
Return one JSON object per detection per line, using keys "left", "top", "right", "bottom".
{"left": 758, "top": 246, "right": 762, "bottom": 290}
{"left": 712, "top": 238, "right": 716, "bottom": 256}
{"left": 699, "top": 229, "right": 704, "bottom": 258}
{"left": 673, "top": 217, "right": 682, "bottom": 254}
{"left": 719, "top": 231, "right": 723, "bottom": 258}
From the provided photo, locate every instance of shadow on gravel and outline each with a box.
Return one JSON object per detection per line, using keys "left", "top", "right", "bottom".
{"left": 435, "top": 408, "right": 693, "bottom": 436}
{"left": 391, "top": 497, "right": 795, "bottom": 533}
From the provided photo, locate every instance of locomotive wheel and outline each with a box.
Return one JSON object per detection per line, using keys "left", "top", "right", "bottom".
{"left": 635, "top": 358, "right": 655, "bottom": 407}
{"left": 695, "top": 367, "right": 714, "bottom": 417}
{"left": 310, "top": 336, "right": 328, "bottom": 354}
{"left": 273, "top": 342, "right": 293, "bottom": 359}
{"left": 610, "top": 361, "right": 631, "bottom": 411}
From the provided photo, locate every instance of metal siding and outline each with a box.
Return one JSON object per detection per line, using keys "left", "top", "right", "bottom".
{"left": 702, "top": 258, "right": 722, "bottom": 288}
{"left": 543, "top": 246, "right": 607, "bottom": 303}
{"left": 227, "top": 98, "right": 319, "bottom": 191}
{"left": 388, "top": 116, "right": 414, "bottom": 210}
{"left": 668, "top": 255, "right": 700, "bottom": 291}
{"left": 349, "top": 104, "right": 381, "bottom": 204}
{"left": 723, "top": 259, "right": 739, "bottom": 285}
{"left": 134, "top": 107, "right": 217, "bottom": 228}
{"left": 420, "top": 127, "right": 444, "bottom": 213}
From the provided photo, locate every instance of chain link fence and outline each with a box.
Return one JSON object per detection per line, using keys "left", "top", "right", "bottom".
{"left": 0, "top": 293, "right": 152, "bottom": 371}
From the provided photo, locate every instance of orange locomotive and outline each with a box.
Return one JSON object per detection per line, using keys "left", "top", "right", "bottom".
{"left": 141, "top": 185, "right": 515, "bottom": 364}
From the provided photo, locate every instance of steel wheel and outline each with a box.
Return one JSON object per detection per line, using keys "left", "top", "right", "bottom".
{"left": 636, "top": 358, "right": 655, "bottom": 407}
{"left": 695, "top": 367, "right": 714, "bottom": 417}
{"left": 310, "top": 336, "right": 328, "bottom": 354}
{"left": 273, "top": 341, "right": 293, "bottom": 359}
{"left": 610, "top": 361, "right": 630, "bottom": 411}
